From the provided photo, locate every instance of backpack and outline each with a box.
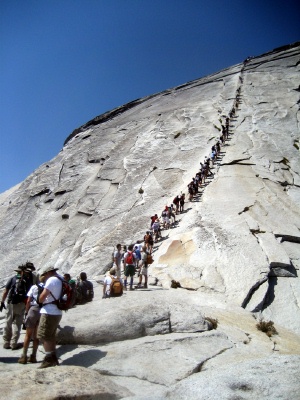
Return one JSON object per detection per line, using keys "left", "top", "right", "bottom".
{"left": 49, "top": 277, "right": 76, "bottom": 311}
{"left": 8, "top": 276, "right": 28, "bottom": 305}
{"left": 76, "top": 281, "right": 94, "bottom": 304}
{"left": 126, "top": 251, "right": 134, "bottom": 265}
{"left": 147, "top": 254, "right": 154, "bottom": 265}
{"left": 110, "top": 278, "right": 123, "bottom": 297}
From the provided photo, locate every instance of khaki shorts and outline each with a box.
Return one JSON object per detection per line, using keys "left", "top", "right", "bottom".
{"left": 37, "top": 314, "right": 62, "bottom": 341}
{"left": 25, "top": 305, "right": 41, "bottom": 329}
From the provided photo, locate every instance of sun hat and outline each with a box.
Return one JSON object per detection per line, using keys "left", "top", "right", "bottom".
{"left": 40, "top": 266, "right": 59, "bottom": 276}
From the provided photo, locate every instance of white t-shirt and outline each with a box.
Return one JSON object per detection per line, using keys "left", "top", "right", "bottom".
{"left": 104, "top": 275, "right": 123, "bottom": 296}
{"left": 27, "top": 285, "right": 39, "bottom": 306}
{"left": 134, "top": 243, "right": 143, "bottom": 252}
{"left": 40, "top": 275, "right": 63, "bottom": 315}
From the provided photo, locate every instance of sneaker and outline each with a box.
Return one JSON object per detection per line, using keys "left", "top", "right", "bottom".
{"left": 18, "top": 355, "right": 27, "bottom": 364}
{"left": 144, "top": 284, "right": 148, "bottom": 289}
{"left": 28, "top": 354, "right": 37, "bottom": 363}
{"left": 3, "top": 343, "right": 11, "bottom": 349}
{"left": 11, "top": 343, "right": 23, "bottom": 350}
{"left": 129, "top": 287, "right": 135, "bottom": 291}
{"left": 38, "top": 354, "right": 57, "bottom": 369}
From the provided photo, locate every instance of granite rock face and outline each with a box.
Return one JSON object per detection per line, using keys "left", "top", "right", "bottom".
{"left": 0, "top": 43, "right": 300, "bottom": 398}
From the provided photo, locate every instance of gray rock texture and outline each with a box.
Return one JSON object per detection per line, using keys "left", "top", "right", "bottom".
{"left": 1, "top": 43, "right": 300, "bottom": 398}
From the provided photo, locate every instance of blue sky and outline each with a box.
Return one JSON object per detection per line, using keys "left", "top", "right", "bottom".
{"left": 0, "top": 0, "right": 299, "bottom": 193}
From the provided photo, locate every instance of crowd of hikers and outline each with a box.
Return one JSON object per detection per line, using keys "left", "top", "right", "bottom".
{"left": 1, "top": 97, "right": 238, "bottom": 368}
{"left": 0, "top": 262, "right": 93, "bottom": 368}
{"left": 106, "top": 113, "right": 233, "bottom": 294}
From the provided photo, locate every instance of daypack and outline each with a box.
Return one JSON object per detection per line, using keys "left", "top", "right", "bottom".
{"left": 8, "top": 276, "right": 28, "bottom": 305}
{"left": 76, "top": 280, "right": 94, "bottom": 304}
{"left": 49, "top": 277, "right": 76, "bottom": 311}
{"left": 147, "top": 254, "right": 154, "bottom": 265}
{"left": 110, "top": 278, "right": 123, "bottom": 297}
{"left": 125, "top": 251, "right": 134, "bottom": 265}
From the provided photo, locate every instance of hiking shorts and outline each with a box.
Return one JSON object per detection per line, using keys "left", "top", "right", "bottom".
{"left": 140, "top": 265, "right": 148, "bottom": 276}
{"left": 25, "top": 305, "right": 41, "bottom": 329}
{"left": 125, "top": 264, "right": 135, "bottom": 277}
{"left": 37, "top": 314, "right": 62, "bottom": 341}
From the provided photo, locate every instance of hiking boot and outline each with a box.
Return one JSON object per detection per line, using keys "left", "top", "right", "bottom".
{"left": 28, "top": 354, "right": 37, "bottom": 363}
{"left": 38, "top": 354, "right": 57, "bottom": 369}
{"left": 18, "top": 355, "right": 27, "bottom": 364}
{"left": 144, "top": 284, "right": 148, "bottom": 289}
{"left": 3, "top": 343, "right": 11, "bottom": 349}
{"left": 11, "top": 343, "right": 23, "bottom": 350}
{"left": 51, "top": 353, "right": 59, "bottom": 366}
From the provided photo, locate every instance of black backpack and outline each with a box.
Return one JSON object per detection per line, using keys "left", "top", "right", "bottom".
{"left": 8, "top": 276, "right": 28, "bottom": 304}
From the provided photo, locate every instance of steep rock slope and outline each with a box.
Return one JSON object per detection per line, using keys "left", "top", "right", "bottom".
{"left": 0, "top": 43, "right": 300, "bottom": 399}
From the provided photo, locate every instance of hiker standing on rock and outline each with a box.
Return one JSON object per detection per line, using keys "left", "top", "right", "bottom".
{"left": 37, "top": 266, "right": 63, "bottom": 368}
{"left": 136, "top": 246, "right": 149, "bottom": 289}
{"left": 144, "top": 231, "right": 153, "bottom": 254}
{"left": 18, "top": 275, "right": 45, "bottom": 364}
{"left": 1, "top": 266, "right": 31, "bottom": 350}
{"left": 123, "top": 244, "right": 137, "bottom": 291}
{"left": 113, "top": 244, "right": 122, "bottom": 278}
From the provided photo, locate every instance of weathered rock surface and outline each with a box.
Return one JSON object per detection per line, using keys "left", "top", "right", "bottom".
{"left": 0, "top": 364, "right": 131, "bottom": 399}
{"left": 165, "top": 355, "right": 300, "bottom": 400}
{"left": 1, "top": 43, "right": 300, "bottom": 398}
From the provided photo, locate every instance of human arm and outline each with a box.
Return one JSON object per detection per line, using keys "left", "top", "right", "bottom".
{"left": 38, "top": 287, "right": 51, "bottom": 304}
{"left": 25, "top": 296, "right": 32, "bottom": 314}
{"left": 0, "top": 288, "right": 8, "bottom": 311}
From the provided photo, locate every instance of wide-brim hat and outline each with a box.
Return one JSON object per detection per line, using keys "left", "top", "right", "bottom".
{"left": 14, "top": 268, "right": 23, "bottom": 273}
{"left": 25, "top": 261, "right": 35, "bottom": 271}
{"left": 40, "top": 266, "right": 59, "bottom": 276}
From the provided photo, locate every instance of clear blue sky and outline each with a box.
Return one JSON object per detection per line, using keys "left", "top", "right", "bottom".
{"left": 1, "top": 0, "right": 299, "bottom": 193}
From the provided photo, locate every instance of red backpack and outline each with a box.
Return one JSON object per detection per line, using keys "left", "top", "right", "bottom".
{"left": 49, "top": 277, "right": 76, "bottom": 311}
{"left": 126, "top": 251, "right": 134, "bottom": 265}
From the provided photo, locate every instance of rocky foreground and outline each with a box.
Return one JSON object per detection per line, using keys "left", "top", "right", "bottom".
{"left": 0, "top": 43, "right": 300, "bottom": 398}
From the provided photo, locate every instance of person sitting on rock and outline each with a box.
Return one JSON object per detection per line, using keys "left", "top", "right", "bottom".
{"left": 76, "top": 272, "right": 94, "bottom": 304}
{"left": 103, "top": 267, "right": 123, "bottom": 298}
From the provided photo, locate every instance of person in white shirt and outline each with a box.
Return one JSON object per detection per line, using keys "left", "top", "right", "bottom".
{"left": 103, "top": 267, "right": 123, "bottom": 298}
{"left": 18, "top": 275, "right": 45, "bottom": 364}
{"left": 37, "top": 266, "right": 63, "bottom": 368}
{"left": 113, "top": 244, "right": 122, "bottom": 278}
